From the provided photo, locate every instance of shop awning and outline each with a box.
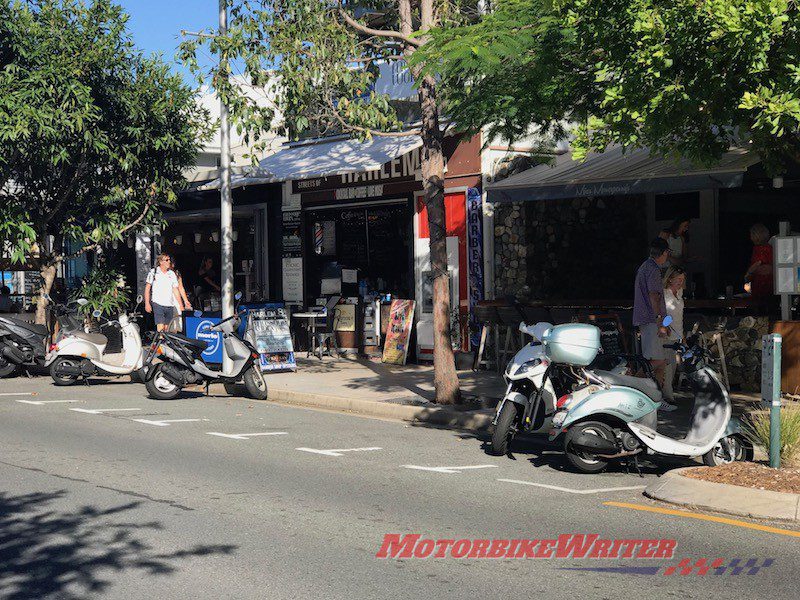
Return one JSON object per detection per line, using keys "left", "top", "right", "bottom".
{"left": 487, "top": 146, "right": 760, "bottom": 203}
{"left": 198, "top": 133, "right": 423, "bottom": 190}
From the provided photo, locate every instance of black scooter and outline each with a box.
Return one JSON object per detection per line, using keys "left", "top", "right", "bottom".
{"left": 0, "top": 298, "right": 84, "bottom": 377}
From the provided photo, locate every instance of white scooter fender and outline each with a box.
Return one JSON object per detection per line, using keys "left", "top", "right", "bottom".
{"left": 45, "top": 335, "right": 105, "bottom": 365}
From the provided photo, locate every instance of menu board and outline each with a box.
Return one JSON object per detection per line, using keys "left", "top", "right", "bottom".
{"left": 339, "top": 209, "right": 367, "bottom": 265}
{"left": 246, "top": 307, "right": 296, "bottom": 372}
{"left": 382, "top": 299, "right": 416, "bottom": 365}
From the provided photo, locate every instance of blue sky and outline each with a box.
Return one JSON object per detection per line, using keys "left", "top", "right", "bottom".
{"left": 118, "top": 0, "right": 220, "bottom": 79}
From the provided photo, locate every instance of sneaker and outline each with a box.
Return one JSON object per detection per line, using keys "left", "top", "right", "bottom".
{"left": 660, "top": 401, "right": 678, "bottom": 412}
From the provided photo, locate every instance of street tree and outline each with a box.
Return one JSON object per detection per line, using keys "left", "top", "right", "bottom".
{"left": 419, "top": 0, "right": 800, "bottom": 172}
{"left": 180, "top": 1, "right": 487, "bottom": 404}
{"left": 0, "top": 0, "right": 209, "bottom": 323}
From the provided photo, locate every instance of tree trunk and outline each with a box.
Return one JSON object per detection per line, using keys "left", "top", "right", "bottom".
{"left": 35, "top": 262, "right": 57, "bottom": 326}
{"left": 418, "top": 73, "right": 461, "bottom": 405}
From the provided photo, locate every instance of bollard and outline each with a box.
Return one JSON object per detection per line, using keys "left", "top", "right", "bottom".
{"left": 761, "top": 333, "right": 782, "bottom": 468}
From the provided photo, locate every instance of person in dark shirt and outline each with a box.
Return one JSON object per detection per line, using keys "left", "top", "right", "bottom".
{"left": 198, "top": 256, "right": 221, "bottom": 295}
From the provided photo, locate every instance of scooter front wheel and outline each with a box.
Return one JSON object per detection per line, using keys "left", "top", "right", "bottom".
{"left": 243, "top": 365, "right": 268, "bottom": 400}
{"left": 50, "top": 356, "right": 80, "bottom": 386}
{"left": 145, "top": 364, "right": 182, "bottom": 400}
{"left": 0, "top": 359, "right": 18, "bottom": 378}
{"left": 564, "top": 421, "right": 615, "bottom": 474}
{"left": 490, "top": 402, "right": 518, "bottom": 456}
{"left": 703, "top": 435, "right": 749, "bottom": 467}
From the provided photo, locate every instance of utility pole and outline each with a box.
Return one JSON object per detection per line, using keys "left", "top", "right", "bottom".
{"left": 218, "top": 0, "right": 234, "bottom": 375}
{"left": 183, "top": 2, "right": 234, "bottom": 375}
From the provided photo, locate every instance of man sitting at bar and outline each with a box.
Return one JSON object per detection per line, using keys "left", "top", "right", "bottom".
{"left": 633, "top": 238, "right": 673, "bottom": 408}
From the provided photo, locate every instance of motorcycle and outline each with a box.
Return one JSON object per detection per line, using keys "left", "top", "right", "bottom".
{"left": 45, "top": 296, "right": 146, "bottom": 385}
{"left": 550, "top": 316, "right": 753, "bottom": 474}
{"left": 490, "top": 321, "right": 642, "bottom": 456}
{"left": 141, "top": 292, "right": 268, "bottom": 401}
{"left": 0, "top": 298, "right": 84, "bottom": 378}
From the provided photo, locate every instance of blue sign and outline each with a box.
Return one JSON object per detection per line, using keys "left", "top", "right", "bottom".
{"left": 185, "top": 316, "right": 224, "bottom": 364}
{"left": 466, "top": 187, "right": 484, "bottom": 350}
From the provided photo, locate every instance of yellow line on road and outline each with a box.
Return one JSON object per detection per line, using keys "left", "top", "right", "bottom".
{"left": 604, "top": 501, "right": 800, "bottom": 539}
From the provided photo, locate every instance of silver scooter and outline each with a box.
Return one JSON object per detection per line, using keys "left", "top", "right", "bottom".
{"left": 45, "top": 296, "right": 146, "bottom": 385}
{"left": 142, "top": 293, "right": 268, "bottom": 400}
{"left": 550, "top": 317, "right": 753, "bottom": 474}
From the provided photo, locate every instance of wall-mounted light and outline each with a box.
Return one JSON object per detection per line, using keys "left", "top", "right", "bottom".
{"left": 194, "top": 232, "right": 202, "bottom": 244}
{"left": 174, "top": 235, "right": 183, "bottom": 246}
{"left": 127, "top": 236, "right": 135, "bottom": 249}
{"left": 111, "top": 239, "right": 119, "bottom": 250}
{"left": 773, "top": 176, "right": 784, "bottom": 189}
{"left": 232, "top": 229, "right": 239, "bottom": 242}
{"left": 211, "top": 231, "right": 220, "bottom": 242}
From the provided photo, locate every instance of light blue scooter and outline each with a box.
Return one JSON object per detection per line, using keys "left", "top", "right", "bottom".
{"left": 550, "top": 317, "right": 753, "bottom": 474}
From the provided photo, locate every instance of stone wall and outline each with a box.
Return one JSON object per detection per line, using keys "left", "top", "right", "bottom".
{"left": 494, "top": 195, "right": 648, "bottom": 301}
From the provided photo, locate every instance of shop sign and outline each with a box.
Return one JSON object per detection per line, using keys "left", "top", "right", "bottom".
{"left": 382, "top": 299, "right": 416, "bottom": 365}
{"left": 282, "top": 210, "right": 302, "bottom": 255}
{"left": 335, "top": 185, "right": 384, "bottom": 201}
{"left": 466, "top": 187, "right": 484, "bottom": 350}
{"left": 334, "top": 304, "right": 356, "bottom": 332}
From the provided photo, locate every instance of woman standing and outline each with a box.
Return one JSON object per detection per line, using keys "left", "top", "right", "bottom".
{"left": 744, "top": 223, "right": 773, "bottom": 300}
{"left": 662, "top": 266, "right": 686, "bottom": 411}
{"left": 659, "top": 217, "right": 691, "bottom": 268}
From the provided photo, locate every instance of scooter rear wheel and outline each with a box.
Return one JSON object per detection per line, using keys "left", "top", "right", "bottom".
{"left": 50, "top": 356, "right": 80, "bottom": 386}
{"left": 490, "top": 402, "right": 518, "bottom": 456}
{"left": 564, "top": 421, "right": 615, "bottom": 474}
{"left": 145, "top": 364, "right": 182, "bottom": 400}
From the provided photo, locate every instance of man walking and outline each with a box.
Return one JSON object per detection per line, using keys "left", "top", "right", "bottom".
{"left": 144, "top": 253, "right": 184, "bottom": 332}
{"left": 633, "top": 238, "right": 675, "bottom": 410}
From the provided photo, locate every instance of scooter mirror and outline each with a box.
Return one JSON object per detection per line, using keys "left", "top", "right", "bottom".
{"left": 77, "top": 298, "right": 89, "bottom": 306}
{"left": 234, "top": 291, "right": 243, "bottom": 301}
{"left": 530, "top": 322, "right": 553, "bottom": 342}
{"left": 136, "top": 294, "right": 143, "bottom": 303}
{"left": 518, "top": 322, "right": 528, "bottom": 334}
{"left": 662, "top": 315, "right": 673, "bottom": 327}
{"left": 193, "top": 310, "right": 203, "bottom": 318}
{"left": 92, "top": 309, "right": 102, "bottom": 318}
{"left": 43, "top": 293, "right": 52, "bottom": 302}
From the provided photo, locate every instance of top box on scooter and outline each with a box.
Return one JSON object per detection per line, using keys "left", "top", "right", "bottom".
{"left": 542, "top": 323, "right": 600, "bottom": 366}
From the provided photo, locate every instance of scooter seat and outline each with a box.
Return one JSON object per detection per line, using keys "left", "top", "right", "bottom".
{"left": 0, "top": 316, "right": 49, "bottom": 338}
{"left": 164, "top": 332, "right": 208, "bottom": 352}
{"left": 594, "top": 370, "right": 662, "bottom": 403}
{"left": 72, "top": 331, "right": 108, "bottom": 346}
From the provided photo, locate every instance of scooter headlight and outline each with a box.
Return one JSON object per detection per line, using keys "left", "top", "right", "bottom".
{"left": 514, "top": 358, "right": 542, "bottom": 376}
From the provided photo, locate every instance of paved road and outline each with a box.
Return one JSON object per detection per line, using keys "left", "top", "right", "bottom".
{"left": 1, "top": 377, "right": 798, "bottom": 599}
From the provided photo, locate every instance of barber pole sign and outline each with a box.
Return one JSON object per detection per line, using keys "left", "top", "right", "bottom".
{"left": 466, "top": 188, "right": 484, "bottom": 350}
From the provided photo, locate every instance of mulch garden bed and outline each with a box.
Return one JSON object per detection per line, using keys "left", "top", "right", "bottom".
{"left": 683, "top": 462, "right": 800, "bottom": 495}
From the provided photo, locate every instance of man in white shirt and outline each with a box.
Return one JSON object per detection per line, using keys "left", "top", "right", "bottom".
{"left": 144, "top": 254, "right": 184, "bottom": 331}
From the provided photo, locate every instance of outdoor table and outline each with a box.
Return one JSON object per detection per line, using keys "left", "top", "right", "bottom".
{"left": 292, "top": 311, "right": 327, "bottom": 358}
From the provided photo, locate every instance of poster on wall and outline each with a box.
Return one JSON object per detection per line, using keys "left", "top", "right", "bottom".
{"left": 282, "top": 257, "right": 303, "bottom": 302}
{"left": 246, "top": 307, "right": 296, "bottom": 372}
{"left": 382, "top": 299, "right": 416, "bottom": 365}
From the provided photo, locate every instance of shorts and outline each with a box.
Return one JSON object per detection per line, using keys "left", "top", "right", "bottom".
{"left": 152, "top": 303, "right": 175, "bottom": 326}
{"left": 639, "top": 323, "right": 665, "bottom": 361}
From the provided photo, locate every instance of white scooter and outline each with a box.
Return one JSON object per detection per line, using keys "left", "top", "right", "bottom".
{"left": 45, "top": 296, "right": 146, "bottom": 385}
{"left": 551, "top": 316, "right": 753, "bottom": 474}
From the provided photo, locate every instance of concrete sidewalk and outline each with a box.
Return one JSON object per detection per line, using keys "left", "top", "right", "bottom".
{"left": 259, "top": 356, "right": 507, "bottom": 430}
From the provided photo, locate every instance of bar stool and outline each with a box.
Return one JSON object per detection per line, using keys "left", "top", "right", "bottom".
{"left": 472, "top": 305, "right": 499, "bottom": 371}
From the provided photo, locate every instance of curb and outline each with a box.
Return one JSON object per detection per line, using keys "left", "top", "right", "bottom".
{"left": 268, "top": 387, "right": 494, "bottom": 432}
{"left": 645, "top": 467, "right": 800, "bottom": 522}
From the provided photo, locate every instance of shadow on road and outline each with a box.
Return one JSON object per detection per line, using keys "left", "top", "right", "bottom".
{"left": 0, "top": 490, "right": 237, "bottom": 599}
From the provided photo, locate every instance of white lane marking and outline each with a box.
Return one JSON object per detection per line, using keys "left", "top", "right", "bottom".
{"left": 70, "top": 408, "right": 141, "bottom": 414}
{"left": 207, "top": 432, "right": 288, "bottom": 440}
{"left": 17, "top": 399, "right": 80, "bottom": 405}
{"left": 497, "top": 478, "right": 647, "bottom": 495}
{"left": 131, "top": 418, "right": 209, "bottom": 427}
{"left": 1, "top": 392, "right": 38, "bottom": 397}
{"left": 296, "top": 447, "right": 382, "bottom": 457}
{"left": 403, "top": 464, "right": 499, "bottom": 474}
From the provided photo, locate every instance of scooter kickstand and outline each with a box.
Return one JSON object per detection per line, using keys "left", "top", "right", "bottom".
{"left": 205, "top": 381, "right": 210, "bottom": 396}
{"left": 632, "top": 454, "right": 644, "bottom": 478}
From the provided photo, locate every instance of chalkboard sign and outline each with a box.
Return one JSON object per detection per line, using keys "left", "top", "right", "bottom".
{"left": 246, "top": 306, "right": 296, "bottom": 372}
{"left": 339, "top": 209, "right": 367, "bottom": 265}
{"left": 588, "top": 314, "right": 626, "bottom": 357}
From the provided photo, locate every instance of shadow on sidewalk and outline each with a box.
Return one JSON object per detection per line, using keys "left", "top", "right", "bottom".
{"left": 0, "top": 490, "right": 237, "bottom": 599}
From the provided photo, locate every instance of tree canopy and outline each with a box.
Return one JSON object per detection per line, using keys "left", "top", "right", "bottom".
{"left": 0, "top": 0, "right": 209, "bottom": 318}
{"left": 418, "top": 0, "right": 800, "bottom": 172}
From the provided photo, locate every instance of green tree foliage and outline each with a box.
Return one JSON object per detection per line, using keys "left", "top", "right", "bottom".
{"left": 0, "top": 0, "right": 209, "bottom": 322}
{"left": 181, "top": 1, "right": 487, "bottom": 404}
{"left": 419, "top": 0, "right": 800, "bottom": 172}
